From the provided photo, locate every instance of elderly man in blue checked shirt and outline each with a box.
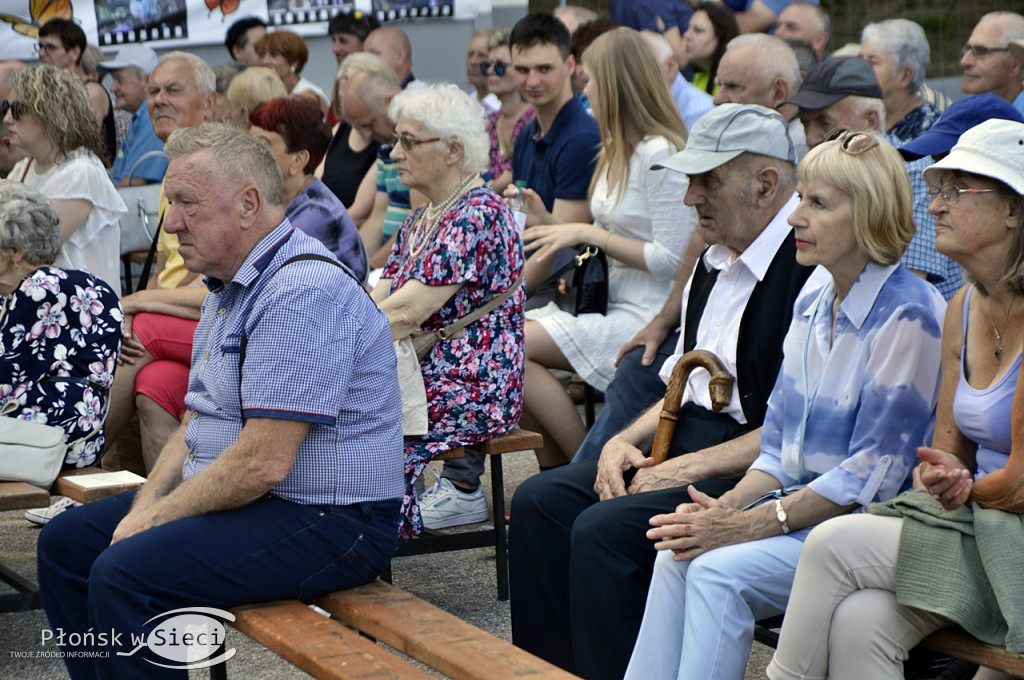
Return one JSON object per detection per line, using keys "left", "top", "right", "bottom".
{"left": 36, "top": 122, "right": 405, "bottom": 680}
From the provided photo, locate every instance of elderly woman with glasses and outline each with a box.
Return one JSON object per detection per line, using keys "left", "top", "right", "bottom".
{"left": 623, "top": 130, "right": 945, "bottom": 680}
{"left": 859, "top": 19, "right": 940, "bottom": 144}
{"left": 4, "top": 66, "right": 127, "bottom": 296}
{"left": 483, "top": 29, "right": 534, "bottom": 194}
{"left": 768, "top": 119, "right": 1024, "bottom": 680}
{"left": 0, "top": 183, "right": 122, "bottom": 478}
{"left": 370, "top": 82, "right": 525, "bottom": 540}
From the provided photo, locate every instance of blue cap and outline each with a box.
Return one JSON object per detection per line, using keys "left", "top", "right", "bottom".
{"left": 898, "top": 93, "right": 1024, "bottom": 161}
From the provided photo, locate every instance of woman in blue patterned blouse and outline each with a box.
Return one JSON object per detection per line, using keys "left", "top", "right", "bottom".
{"left": 0, "top": 183, "right": 122, "bottom": 472}
{"left": 622, "top": 130, "right": 946, "bottom": 680}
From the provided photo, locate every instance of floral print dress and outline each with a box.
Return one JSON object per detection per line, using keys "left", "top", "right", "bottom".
{"left": 486, "top": 107, "right": 535, "bottom": 182}
{"left": 382, "top": 186, "right": 525, "bottom": 540}
{"left": 0, "top": 267, "right": 123, "bottom": 469}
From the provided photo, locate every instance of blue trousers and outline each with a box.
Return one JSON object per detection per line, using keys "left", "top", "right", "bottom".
{"left": 572, "top": 330, "right": 681, "bottom": 463}
{"left": 37, "top": 491, "right": 400, "bottom": 680}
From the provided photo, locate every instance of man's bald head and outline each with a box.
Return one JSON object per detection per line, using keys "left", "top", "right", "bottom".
{"left": 364, "top": 27, "right": 412, "bottom": 81}
{"left": 342, "top": 70, "right": 401, "bottom": 144}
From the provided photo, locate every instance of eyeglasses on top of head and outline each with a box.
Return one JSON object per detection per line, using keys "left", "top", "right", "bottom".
{"left": 962, "top": 43, "right": 1010, "bottom": 59}
{"left": 389, "top": 132, "right": 442, "bottom": 151}
{"left": 479, "top": 60, "right": 509, "bottom": 76}
{"left": 0, "top": 100, "right": 27, "bottom": 121}
{"left": 823, "top": 127, "right": 880, "bottom": 156}
{"left": 926, "top": 183, "right": 996, "bottom": 205}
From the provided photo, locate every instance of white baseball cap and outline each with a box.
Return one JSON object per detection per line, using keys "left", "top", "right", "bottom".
{"left": 98, "top": 44, "right": 159, "bottom": 75}
{"left": 923, "top": 118, "right": 1024, "bottom": 195}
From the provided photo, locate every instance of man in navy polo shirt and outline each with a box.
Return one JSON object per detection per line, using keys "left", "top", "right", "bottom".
{"left": 508, "top": 13, "right": 601, "bottom": 292}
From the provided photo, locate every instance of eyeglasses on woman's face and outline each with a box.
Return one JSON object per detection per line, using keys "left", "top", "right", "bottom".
{"left": 926, "top": 183, "right": 997, "bottom": 206}
{"left": 823, "top": 127, "right": 880, "bottom": 156}
{"left": 479, "top": 60, "right": 510, "bottom": 76}
{"left": 0, "top": 100, "right": 27, "bottom": 122}
{"left": 389, "top": 132, "right": 441, "bottom": 152}
{"left": 33, "top": 40, "right": 64, "bottom": 55}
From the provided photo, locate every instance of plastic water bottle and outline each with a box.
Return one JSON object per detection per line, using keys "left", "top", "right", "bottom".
{"left": 508, "top": 180, "right": 528, "bottom": 232}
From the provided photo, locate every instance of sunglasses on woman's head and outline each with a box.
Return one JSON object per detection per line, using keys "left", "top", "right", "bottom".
{"left": 823, "top": 127, "right": 880, "bottom": 156}
{"left": 479, "top": 60, "right": 509, "bottom": 76}
{"left": 0, "top": 100, "right": 26, "bottom": 121}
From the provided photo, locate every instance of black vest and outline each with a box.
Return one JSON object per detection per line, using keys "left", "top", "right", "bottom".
{"left": 683, "top": 229, "right": 813, "bottom": 429}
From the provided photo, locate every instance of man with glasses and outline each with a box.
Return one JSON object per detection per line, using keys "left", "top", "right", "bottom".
{"left": 787, "top": 56, "right": 963, "bottom": 300}
{"left": 960, "top": 11, "right": 1024, "bottom": 113}
{"left": 37, "top": 19, "right": 117, "bottom": 164}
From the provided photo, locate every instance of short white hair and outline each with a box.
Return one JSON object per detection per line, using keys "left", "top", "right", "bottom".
{"left": 861, "top": 20, "right": 930, "bottom": 93}
{"left": 727, "top": 33, "right": 801, "bottom": 92}
{"left": 841, "top": 94, "right": 887, "bottom": 133}
{"left": 159, "top": 51, "right": 215, "bottom": 96}
{"left": 388, "top": 82, "right": 489, "bottom": 176}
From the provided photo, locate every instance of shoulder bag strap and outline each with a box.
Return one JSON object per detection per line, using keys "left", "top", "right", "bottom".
{"left": 433, "top": 271, "right": 525, "bottom": 341}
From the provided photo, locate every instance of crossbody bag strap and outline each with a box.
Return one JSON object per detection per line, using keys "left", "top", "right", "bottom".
{"left": 433, "top": 271, "right": 525, "bottom": 341}
{"left": 238, "top": 253, "right": 351, "bottom": 420}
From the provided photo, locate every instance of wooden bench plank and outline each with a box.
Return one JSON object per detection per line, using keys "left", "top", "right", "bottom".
{"left": 0, "top": 482, "right": 49, "bottom": 511}
{"left": 920, "top": 629, "right": 1024, "bottom": 676}
{"left": 314, "top": 580, "right": 579, "bottom": 680}
{"left": 231, "top": 599, "right": 436, "bottom": 680}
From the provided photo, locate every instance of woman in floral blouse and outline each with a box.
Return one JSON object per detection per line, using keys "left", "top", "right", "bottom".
{"left": 0, "top": 183, "right": 122, "bottom": 471}
{"left": 483, "top": 29, "right": 534, "bottom": 195}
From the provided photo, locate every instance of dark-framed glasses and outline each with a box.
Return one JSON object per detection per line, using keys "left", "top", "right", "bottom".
{"left": 389, "top": 132, "right": 441, "bottom": 151}
{"left": 962, "top": 43, "right": 1010, "bottom": 59}
{"left": 824, "top": 127, "right": 880, "bottom": 155}
{"left": 0, "top": 100, "right": 26, "bottom": 121}
{"left": 479, "top": 60, "right": 509, "bottom": 76}
{"left": 926, "top": 183, "right": 996, "bottom": 205}
{"left": 33, "top": 41, "right": 63, "bottom": 54}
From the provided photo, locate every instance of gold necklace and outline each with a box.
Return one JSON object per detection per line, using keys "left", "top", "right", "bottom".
{"left": 989, "top": 294, "right": 1017, "bottom": 359}
{"left": 407, "top": 173, "right": 479, "bottom": 258}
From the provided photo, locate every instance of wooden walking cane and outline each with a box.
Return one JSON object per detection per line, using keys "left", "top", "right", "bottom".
{"left": 650, "top": 350, "right": 735, "bottom": 465}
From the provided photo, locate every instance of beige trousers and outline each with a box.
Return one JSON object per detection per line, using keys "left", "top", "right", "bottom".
{"left": 766, "top": 513, "right": 949, "bottom": 680}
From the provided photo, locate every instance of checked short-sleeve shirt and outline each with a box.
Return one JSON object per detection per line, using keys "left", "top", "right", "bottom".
{"left": 182, "top": 220, "right": 404, "bottom": 506}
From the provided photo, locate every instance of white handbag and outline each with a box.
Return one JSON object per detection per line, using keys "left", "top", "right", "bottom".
{"left": 116, "top": 150, "right": 165, "bottom": 255}
{"left": 395, "top": 337, "right": 429, "bottom": 437}
{"left": 0, "top": 401, "right": 67, "bottom": 488}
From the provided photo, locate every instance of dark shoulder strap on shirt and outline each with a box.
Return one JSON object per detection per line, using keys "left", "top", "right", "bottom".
{"left": 237, "top": 253, "right": 350, "bottom": 420}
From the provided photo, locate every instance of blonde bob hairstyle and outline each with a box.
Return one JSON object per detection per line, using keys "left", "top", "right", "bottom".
{"left": 388, "top": 82, "right": 489, "bottom": 176}
{"left": 583, "top": 27, "right": 688, "bottom": 206}
{"left": 797, "top": 131, "right": 914, "bottom": 265}
{"left": 227, "top": 66, "right": 288, "bottom": 119}
{"left": 11, "top": 66, "right": 109, "bottom": 167}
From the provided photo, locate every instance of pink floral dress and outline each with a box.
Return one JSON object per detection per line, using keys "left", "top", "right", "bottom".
{"left": 486, "top": 107, "right": 536, "bottom": 182}
{"left": 382, "top": 186, "right": 525, "bottom": 540}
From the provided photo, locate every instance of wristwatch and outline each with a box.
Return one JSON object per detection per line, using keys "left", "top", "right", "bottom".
{"left": 774, "top": 499, "right": 790, "bottom": 535}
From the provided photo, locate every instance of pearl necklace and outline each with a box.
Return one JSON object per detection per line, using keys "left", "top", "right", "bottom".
{"left": 406, "top": 173, "right": 479, "bottom": 258}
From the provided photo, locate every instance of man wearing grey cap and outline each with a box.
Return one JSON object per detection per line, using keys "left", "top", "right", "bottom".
{"left": 100, "top": 44, "right": 167, "bottom": 186}
{"left": 509, "top": 104, "right": 822, "bottom": 680}
{"left": 787, "top": 55, "right": 963, "bottom": 300}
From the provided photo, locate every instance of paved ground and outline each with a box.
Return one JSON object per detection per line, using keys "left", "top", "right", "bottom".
{"left": 0, "top": 451, "right": 773, "bottom": 680}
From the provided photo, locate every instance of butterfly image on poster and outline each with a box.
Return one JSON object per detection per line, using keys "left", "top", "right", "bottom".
{"left": 0, "top": 0, "right": 72, "bottom": 38}
{"left": 205, "top": 0, "right": 240, "bottom": 18}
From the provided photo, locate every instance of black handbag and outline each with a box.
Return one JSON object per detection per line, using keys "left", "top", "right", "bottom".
{"left": 532, "top": 245, "right": 608, "bottom": 316}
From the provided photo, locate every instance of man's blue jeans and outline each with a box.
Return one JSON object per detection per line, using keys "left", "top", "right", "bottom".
{"left": 37, "top": 490, "right": 400, "bottom": 680}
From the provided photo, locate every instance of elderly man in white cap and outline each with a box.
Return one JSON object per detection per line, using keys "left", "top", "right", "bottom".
{"left": 509, "top": 104, "right": 826, "bottom": 680}
{"left": 100, "top": 44, "right": 167, "bottom": 186}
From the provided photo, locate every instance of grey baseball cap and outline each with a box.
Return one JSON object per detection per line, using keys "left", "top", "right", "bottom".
{"left": 653, "top": 103, "right": 796, "bottom": 175}
{"left": 784, "top": 56, "right": 883, "bottom": 111}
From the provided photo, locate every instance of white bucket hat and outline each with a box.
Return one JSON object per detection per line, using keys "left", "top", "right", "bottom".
{"left": 923, "top": 118, "right": 1024, "bottom": 195}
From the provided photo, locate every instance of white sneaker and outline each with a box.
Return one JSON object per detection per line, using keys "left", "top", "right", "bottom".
{"left": 25, "top": 496, "right": 82, "bottom": 526}
{"left": 419, "top": 473, "right": 488, "bottom": 529}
